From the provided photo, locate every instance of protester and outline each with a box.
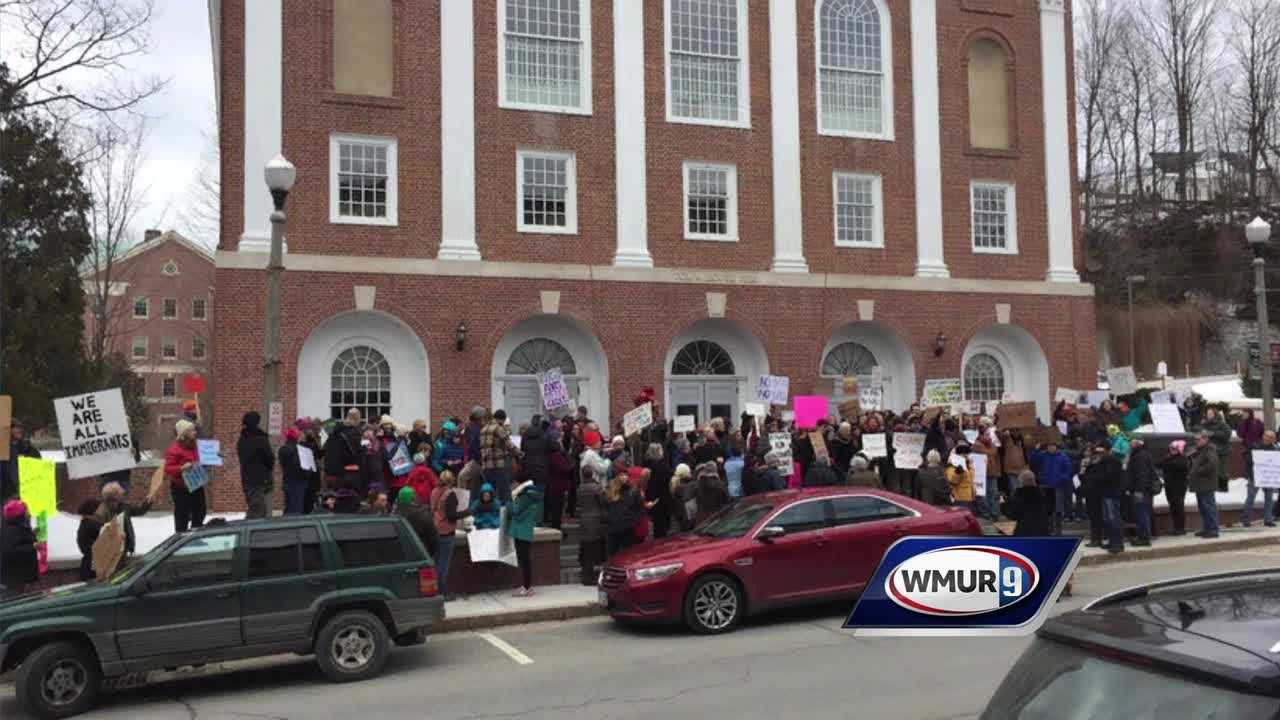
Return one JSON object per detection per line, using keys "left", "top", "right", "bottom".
{"left": 946, "top": 450, "right": 976, "bottom": 510}
{"left": 724, "top": 445, "right": 745, "bottom": 499}
{"left": 75, "top": 499, "right": 103, "bottom": 581}
{"left": 544, "top": 427, "right": 573, "bottom": 530}
{"left": 1028, "top": 442, "right": 1072, "bottom": 535}
{"left": 1006, "top": 471, "right": 1051, "bottom": 536}
{"left": 605, "top": 473, "right": 646, "bottom": 556}
{"left": 363, "top": 491, "right": 390, "bottom": 515}
{"left": 481, "top": 410, "right": 522, "bottom": 503}
{"left": 1, "top": 499, "right": 38, "bottom": 598}
{"left": 1158, "top": 440, "right": 1191, "bottom": 535}
{"left": 406, "top": 419, "right": 433, "bottom": 459}
{"left": 1127, "top": 438, "right": 1158, "bottom": 546}
{"left": 395, "top": 487, "right": 439, "bottom": 560}
{"left": 1188, "top": 431, "right": 1221, "bottom": 538}
{"left": 1000, "top": 430, "right": 1027, "bottom": 498}
{"left": 694, "top": 461, "right": 729, "bottom": 524}
{"left": 406, "top": 453, "right": 438, "bottom": 507}
{"left": 973, "top": 427, "right": 1002, "bottom": 520}
{"left": 829, "top": 422, "right": 856, "bottom": 476}
{"left": 237, "top": 411, "right": 275, "bottom": 519}
{"left": 470, "top": 482, "right": 503, "bottom": 529}
{"left": 508, "top": 479, "right": 544, "bottom": 597}
{"left": 1106, "top": 425, "right": 1130, "bottom": 463}
{"left": 1, "top": 420, "right": 41, "bottom": 501}
{"left": 644, "top": 443, "right": 674, "bottom": 539}
{"left": 360, "top": 428, "right": 385, "bottom": 496}
{"left": 165, "top": 419, "right": 206, "bottom": 532}
{"left": 430, "top": 470, "right": 469, "bottom": 598}
{"left": 919, "top": 450, "right": 951, "bottom": 506}
{"left": 1198, "top": 407, "right": 1233, "bottom": 492}
{"left": 521, "top": 416, "right": 553, "bottom": 488}
{"left": 670, "top": 462, "right": 698, "bottom": 530}
{"left": 297, "top": 418, "right": 324, "bottom": 514}
{"left": 802, "top": 455, "right": 840, "bottom": 488}
{"left": 323, "top": 408, "right": 364, "bottom": 490}
{"left": 433, "top": 421, "right": 466, "bottom": 477}
{"left": 847, "top": 455, "right": 881, "bottom": 488}
{"left": 97, "top": 481, "right": 151, "bottom": 558}
{"left": 576, "top": 464, "right": 608, "bottom": 584}
{"left": 465, "top": 407, "right": 486, "bottom": 465}
{"left": 1243, "top": 430, "right": 1279, "bottom": 527}
{"left": 279, "top": 428, "right": 308, "bottom": 515}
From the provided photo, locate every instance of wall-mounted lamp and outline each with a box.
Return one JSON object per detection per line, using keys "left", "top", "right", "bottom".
{"left": 455, "top": 321, "right": 468, "bottom": 352}
{"left": 933, "top": 333, "right": 947, "bottom": 357}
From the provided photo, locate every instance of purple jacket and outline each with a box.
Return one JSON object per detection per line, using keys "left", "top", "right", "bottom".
{"left": 1238, "top": 417, "right": 1265, "bottom": 448}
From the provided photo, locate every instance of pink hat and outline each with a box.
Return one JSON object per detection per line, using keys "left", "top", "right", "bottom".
{"left": 284, "top": 428, "right": 301, "bottom": 442}
{"left": 3, "top": 499, "right": 28, "bottom": 520}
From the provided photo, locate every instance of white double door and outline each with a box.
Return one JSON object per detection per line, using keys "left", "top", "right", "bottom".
{"left": 669, "top": 379, "right": 740, "bottom": 427}
{"left": 501, "top": 376, "right": 582, "bottom": 428}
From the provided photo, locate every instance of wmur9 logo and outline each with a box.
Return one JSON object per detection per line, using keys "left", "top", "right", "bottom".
{"left": 845, "top": 537, "right": 1079, "bottom": 637}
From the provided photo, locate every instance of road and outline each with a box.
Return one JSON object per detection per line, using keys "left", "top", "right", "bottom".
{"left": 4, "top": 549, "right": 1279, "bottom": 720}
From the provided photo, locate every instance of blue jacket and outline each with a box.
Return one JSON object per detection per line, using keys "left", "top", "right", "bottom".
{"left": 507, "top": 485, "right": 544, "bottom": 542}
{"left": 1029, "top": 449, "right": 1073, "bottom": 490}
{"left": 470, "top": 483, "right": 503, "bottom": 529}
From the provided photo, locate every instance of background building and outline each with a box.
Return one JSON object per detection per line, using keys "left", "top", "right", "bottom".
{"left": 209, "top": 0, "right": 1095, "bottom": 504}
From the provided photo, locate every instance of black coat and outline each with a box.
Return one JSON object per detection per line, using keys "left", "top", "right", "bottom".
{"left": 1, "top": 519, "right": 39, "bottom": 586}
{"left": 1157, "top": 453, "right": 1189, "bottom": 495}
{"left": 279, "top": 441, "right": 307, "bottom": 488}
{"left": 1085, "top": 455, "right": 1126, "bottom": 499}
{"left": 1127, "top": 445, "right": 1158, "bottom": 495}
{"left": 1, "top": 440, "right": 40, "bottom": 500}
{"left": 803, "top": 463, "right": 841, "bottom": 488}
{"left": 575, "top": 479, "right": 607, "bottom": 541}
{"left": 520, "top": 425, "right": 552, "bottom": 484}
{"left": 397, "top": 506, "right": 439, "bottom": 559}
{"left": 323, "top": 425, "right": 362, "bottom": 477}
{"left": 645, "top": 461, "right": 674, "bottom": 524}
{"left": 606, "top": 486, "right": 643, "bottom": 536}
{"left": 237, "top": 427, "right": 275, "bottom": 491}
{"left": 829, "top": 436, "right": 856, "bottom": 475}
{"left": 1007, "top": 486, "right": 1052, "bottom": 536}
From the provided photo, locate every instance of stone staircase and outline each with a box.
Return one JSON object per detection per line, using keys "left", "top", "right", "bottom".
{"left": 557, "top": 518, "right": 585, "bottom": 585}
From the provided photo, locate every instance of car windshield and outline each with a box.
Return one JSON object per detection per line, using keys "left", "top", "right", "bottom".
{"left": 695, "top": 502, "right": 774, "bottom": 539}
{"left": 107, "top": 532, "right": 186, "bottom": 585}
{"left": 981, "top": 638, "right": 1279, "bottom": 720}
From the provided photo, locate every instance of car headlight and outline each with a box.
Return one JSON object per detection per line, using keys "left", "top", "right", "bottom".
{"left": 632, "top": 562, "right": 684, "bottom": 582}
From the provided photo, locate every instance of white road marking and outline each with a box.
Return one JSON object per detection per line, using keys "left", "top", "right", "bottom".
{"left": 477, "top": 632, "right": 534, "bottom": 665}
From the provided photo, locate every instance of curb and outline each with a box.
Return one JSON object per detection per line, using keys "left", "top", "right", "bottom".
{"left": 1077, "top": 534, "right": 1280, "bottom": 567}
{"left": 439, "top": 602, "right": 605, "bottom": 633}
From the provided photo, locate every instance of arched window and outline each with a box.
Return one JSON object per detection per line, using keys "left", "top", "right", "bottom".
{"left": 967, "top": 37, "right": 1012, "bottom": 150}
{"left": 964, "top": 353, "right": 1005, "bottom": 402}
{"left": 671, "top": 341, "right": 736, "bottom": 375}
{"left": 330, "top": 346, "right": 392, "bottom": 421}
{"left": 505, "top": 338, "right": 577, "bottom": 375}
{"left": 817, "top": 0, "right": 891, "bottom": 137}
{"left": 821, "top": 342, "right": 878, "bottom": 377}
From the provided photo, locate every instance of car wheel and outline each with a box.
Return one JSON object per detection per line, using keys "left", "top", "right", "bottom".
{"left": 315, "top": 610, "right": 391, "bottom": 682}
{"left": 15, "top": 641, "right": 102, "bottom": 720}
{"left": 684, "top": 574, "right": 743, "bottom": 635}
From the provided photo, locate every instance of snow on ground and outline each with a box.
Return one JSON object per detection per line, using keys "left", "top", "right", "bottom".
{"left": 45, "top": 511, "right": 245, "bottom": 564}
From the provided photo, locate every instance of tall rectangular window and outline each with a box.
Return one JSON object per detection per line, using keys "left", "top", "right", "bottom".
{"left": 666, "top": 0, "right": 749, "bottom": 126}
{"left": 833, "top": 172, "right": 883, "bottom": 248}
{"left": 191, "top": 298, "right": 207, "bottom": 320}
{"left": 817, "top": 0, "right": 893, "bottom": 139}
{"left": 162, "top": 378, "right": 176, "bottom": 398}
{"left": 971, "top": 182, "right": 1017, "bottom": 253}
{"left": 163, "top": 298, "right": 177, "bottom": 319}
{"left": 162, "top": 337, "right": 177, "bottom": 360}
{"left": 683, "top": 162, "right": 737, "bottom": 241}
{"left": 133, "top": 297, "right": 149, "bottom": 319}
{"left": 500, "top": 0, "right": 591, "bottom": 113}
{"left": 131, "top": 336, "right": 148, "bottom": 359}
{"left": 192, "top": 336, "right": 207, "bottom": 360}
{"left": 330, "top": 134, "right": 398, "bottom": 226}
{"left": 517, "top": 150, "right": 577, "bottom": 234}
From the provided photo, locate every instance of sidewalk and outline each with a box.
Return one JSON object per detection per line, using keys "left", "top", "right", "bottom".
{"left": 1076, "top": 523, "right": 1280, "bottom": 566}
{"left": 442, "top": 584, "right": 600, "bottom": 632}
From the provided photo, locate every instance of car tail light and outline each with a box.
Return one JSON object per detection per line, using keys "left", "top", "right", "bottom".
{"left": 419, "top": 567, "right": 439, "bottom": 597}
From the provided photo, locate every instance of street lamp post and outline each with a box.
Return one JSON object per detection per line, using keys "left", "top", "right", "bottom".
{"left": 1248, "top": 216, "right": 1273, "bottom": 431}
{"left": 1125, "top": 275, "right": 1145, "bottom": 370}
{"left": 263, "top": 155, "right": 297, "bottom": 421}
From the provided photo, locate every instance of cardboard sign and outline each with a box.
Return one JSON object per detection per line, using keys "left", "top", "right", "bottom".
{"left": 810, "top": 431, "right": 829, "bottom": 460}
{"left": 1054, "top": 388, "right": 1082, "bottom": 404}
{"left": 0, "top": 395, "right": 11, "bottom": 461}
{"left": 1105, "top": 367, "right": 1138, "bottom": 396}
{"left": 997, "top": 402, "right": 1038, "bottom": 430}
{"left": 922, "top": 406, "right": 945, "bottom": 426}
{"left": 184, "top": 374, "right": 207, "bottom": 394}
{"left": 892, "top": 433, "right": 926, "bottom": 469}
{"left": 538, "top": 368, "right": 573, "bottom": 410}
{"left": 673, "top": 415, "right": 696, "bottom": 433}
{"left": 972, "top": 453, "right": 988, "bottom": 495}
{"left": 862, "top": 433, "right": 887, "bottom": 459}
{"left": 1254, "top": 450, "right": 1280, "bottom": 489}
{"left": 769, "top": 433, "right": 793, "bottom": 476}
{"left": 53, "top": 389, "right": 135, "bottom": 480}
{"left": 197, "top": 439, "right": 222, "bottom": 466}
{"left": 298, "top": 445, "right": 316, "bottom": 471}
{"left": 794, "top": 396, "right": 828, "bottom": 430}
{"left": 1028, "top": 426, "right": 1064, "bottom": 448}
{"left": 757, "top": 375, "right": 790, "bottom": 405}
{"left": 842, "top": 376, "right": 859, "bottom": 395}
{"left": 92, "top": 515, "right": 126, "bottom": 581}
{"left": 860, "top": 386, "right": 883, "bottom": 412}
{"left": 838, "top": 399, "right": 861, "bottom": 421}
{"left": 922, "top": 378, "right": 963, "bottom": 406}
{"left": 623, "top": 402, "right": 653, "bottom": 437}
{"left": 18, "top": 456, "right": 57, "bottom": 518}
{"left": 1149, "top": 403, "right": 1185, "bottom": 433}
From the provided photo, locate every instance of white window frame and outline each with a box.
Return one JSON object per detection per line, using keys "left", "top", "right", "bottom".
{"left": 191, "top": 298, "right": 208, "bottom": 321}
{"left": 815, "top": 0, "right": 895, "bottom": 140}
{"left": 133, "top": 297, "right": 149, "bottom": 319}
{"left": 131, "top": 336, "right": 148, "bottom": 359}
{"left": 329, "top": 133, "right": 399, "bottom": 226}
{"left": 161, "top": 377, "right": 177, "bottom": 399}
{"left": 161, "top": 337, "right": 177, "bottom": 360}
{"left": 162, "top": 297, "right": 178, "bottom": 319}
{"left": 832, "top": 171, "right": 884, "bottom": 248}
{"left": 682, "top": 161, "right": 739, "bottom": 242}
{"left": 664, "top": 0, "right": 751, "bottom": 129}
{"left": 970, "top": 181, "right": 1018, "bottom": 255}
{"left": 192, "top": 336, "right": 207, "bottom": 360}
{"left": 515, "top": 149, "right": 578, "bottom": 235}
{"left": 497, "top": 0, "right": 593, "bottom": 115}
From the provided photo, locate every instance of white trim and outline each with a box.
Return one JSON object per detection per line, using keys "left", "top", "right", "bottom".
{"left": 961, "top": 324, "right": 1051, "bottom": 419}
{"left": 497, "top": 0, "right": 593, "bottom": 115}
{"left": 612, "top": 0, "right": 652, "bottom": 268}
{"left": 440, "top": 0, "right": 482, "bottom": 261}
{"left": 910, "top": 0, "right": 948, "bottom": 278}
{"left": 191, "top": 336, "right": 208, "bottom": 361}
{"left": 970, "top": 181, "right": 1018, "bottom": 255}
{"left": 832, "top": 172, "right": 885, "bottom": 249}
{"left": 161, "top": 377, "right": 177, "bottom": 399}
{"left": 664, "top": 0, "right": 751, "bottom": 129}
{"left": 515, "top": 149, "right": 578, "bottom": 235}
{"left": 191, "top": 297, "right": 208, "bottom": 321}
{"left": 241, "top": 0, "right": 283, "bottom": 251}
{"left": 769, "top": 0, "right": 809, "bottom": 273}
{"left": 161, "top": 337, "right": 178, "bottom": 361}
{"left": 815, "top": 0, "right": 895, "bottom": 141}
{"left": 1039, "top": 4, "right": 1079, "bottom": 283}
{"left": 132, "top": 296, "right": 149, "bottom": 319}
{"left": 329, "top": 133, "right": 399, "bottom": 226}
{"left": 162, "top": 297, "right": 178, "bottom": 320}
{"left": 131, "top": 336, "right": 149, "bottom": 360}
{"left": 682, "top": 161, "right": 739, "bottom": 242}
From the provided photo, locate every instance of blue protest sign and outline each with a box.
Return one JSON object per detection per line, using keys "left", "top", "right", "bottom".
{"left": 197, "top": 439, "right": 222, "bottom": 466}
{"left": 183, "top": 464, "right": 210, "bottom": 492}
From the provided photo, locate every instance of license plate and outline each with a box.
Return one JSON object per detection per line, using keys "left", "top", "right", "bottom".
{"left": 598, "top": 590, "right": 609, "bottom": 608}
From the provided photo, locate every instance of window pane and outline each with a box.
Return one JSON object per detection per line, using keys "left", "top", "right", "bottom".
{"left": 520, "top": 154, "right": 571, "bottom": 229}
{"left": 972, "top": 185, "right": 1010, "bottom": 249}
{"left": 330, "top": 522, "right": 406, "bottom": 568}
{"left": 830, "top": 496, "right": 906, "bottom": 526}
{"left": 818, "top": 0, "right": 884, "bottom": 134}
{"left": 771, "top": 501, "right": 829, "bottom": 534}
{"left": 249, "top": 529, "right": 300, "bottom": 579}
{"left": 337, "top": 141, "right": 391, "bottom": 219}
{"left": 669, "top": 0, "right": 741, "bottom": 122}
{"left": 686, "top": 166, "right": 732, "bottom": 236}
{"left": 301, "top": 526, "right": 325, "bottom": 572}
{"left": 504, "top": 0, "right": 583, "bottom": 108}
{"left": 151, "top": 533, "right": 238, "bottom": 589}
{"left": 330, "top": 346, "right": 392, "bottom": 421}
{"left": 964, "top": 353, "right": 1005, "bottom": 402}
{"left": 835, "top": 175, "right": 877, "bottom": 245}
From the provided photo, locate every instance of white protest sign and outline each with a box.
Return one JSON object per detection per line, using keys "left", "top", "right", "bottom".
{"left": 297, "top": 445, "right": 316, "bottom": 472}
{"left": 1105, "top": 367, "right": 1138, "bottom": 396}
{"left": 892, "top": 433, "right": 926, "bottom": 469}
{"left": 1083, "top": 391, "right": 1111, "bottom": 408}
{"left": 54, "top": 389, "right": 135, "bottom": 480}
{"left": 538, "top": 368, "right": 573, "bottom": 410}
{"left": 860, "top": 386, "right": 883, "bottom": 411}
{"left": 950, "top": 402, "right": 969, "bottom": 418}
{"left": 197, "top": 439, "right": 223, "bottom": 466}
{"left": 1056, "top": 421, "right": 1069, "bottom": 436}
{"left": 1253, "top": 450, "right": 1280, "bottom": 489}
{"left": 972, "top": 453, "right": 988, "bottom": 495}
{"left": 623, "top": 402, "right": 653, "bottom": 437}
{"left": 769, "top": 432, "right": 793, "bottom": 476}
{"left": 757, "top": 375, "right": 790, "bottom": 405}
{"left": 862, "top": 433, "right": 887, "bottom": 459}
{"left": 744, "top": 402, "right": 766, "bottom": 419}
{"left": 1150, "top": 390, "right": 1178, "bottom": 405}
{"left": 963, "top": 429, "right": 979, "bottom": 444}
{"left": 1149, "top": 403, "right": 1185, "bottom": 433}
{"left": 922, "top": 379, "right": 963, "bottom": 406}
{"left": 673, "top": 415, "right": 696, "bottom": 433}
{"left": 1055, "top": 388, "right": 1083, "bottom": 404}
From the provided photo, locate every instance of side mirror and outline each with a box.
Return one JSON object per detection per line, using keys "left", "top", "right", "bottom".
{"left": 756, "top": 526, "right": 786, "bottom": 542}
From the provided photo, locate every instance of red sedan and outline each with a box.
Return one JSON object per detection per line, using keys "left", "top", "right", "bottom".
{"left": 598, "top": 487, "right": 983, "bottom": 634}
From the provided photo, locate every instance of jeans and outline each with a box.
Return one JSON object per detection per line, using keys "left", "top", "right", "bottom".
{"left": 1243, "top": 482, "right": 1276, "bottom": 525}
{"left": 483, "top": 469, "right": 511, "bottom": 504}
{"left": 1103, "top": 497, "right": 1125, "bottom": 550}
{"left": 514, "top": 538, "right": 533, "bottom": 589}
{"left": 984, "top": 476, "right": 1001, "bottom": 520}
{"left": 1134, "top": 495, "right": 1152, "bottom": 542}
{"left": 579, "top": 538, "right": 606, "bottom": 585}
{"left": 172, "top": 485, "right": 207, "bottom": 532}
{"left": 283, "top": 483, "right": 308, "bottom": 515}
{"left": 435, "top": 534, "right": 455, "bottom": 596}
{"left": 1196, "top": 491, "right": 1220, "bottom": 536}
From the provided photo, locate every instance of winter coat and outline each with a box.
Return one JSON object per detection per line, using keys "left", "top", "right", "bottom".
{"left": 579, "top": 449, "right": 611, "bottom": 483}
{"left": 1, "top": 440, "right": 40, "bottom": 500}
{"left": 1200, "top": 416, "right": 1233, "bottom": 459}
{"left": 1157, "top": 453, "right": 1189, "bottom": 495}
{"left": 606, "top": 485, "right": 644, "bottom": 537}
{"left": 946, "top": 465, "right": 975, "bottom": 503}
{"left": 1188, "top": 446, "right": 1220, "bottom": 494}
{"left": 974, "top": 438, "right": 1002, "bottom": 478}
{"left": 575, "top": 478, "right": 608, "bottom": 541}
{"left": 406, "top": 430, "right": 434, "bottom": 459}
{"left": 847, "top": 469, "right": 882, "bottom": 488}
{"left": 1108, "top": 434, "right": 1131, "bottom": 462}
{"left": 918, "top": 465, "right": 951, "bottom": 506}
{"left": 397, "top": 504, "right": 439, "bottom": 559}
{"left": 470, "top": 483, "right": 504, "bottom": 529}
{"left": 1127, "top": 445, "right": 1159, "bottom": 496}
{"left": 431, "top": 486, "right": 469, "bottom": 537}
{"left": 1238, "top": 417, "right": 1266, "bottom": 448}
{"left": 323, "top": 424, "right": 362, "bottom": 477}
{"left": 237, "top": 427, "right": 275, "bottom": 492}
{"left": 645, "top": 460, "right": 674, "bottom": 525}
{"left": 406, "top": 465, "right": 437, "bottom": 505}
{"left": 507, "top": 485, "right": 544, "bottom": 542}
{"left": 520, "top": 425, "right": 552, "bottom": 484}
{"left": 433, "top": 440, "right": 466, "bottom": 477}
{"left": 163, "top": 440, "right": 200, "bottom": 491}
{"left": 1007, "top": 486, "right": 1052, "bottom": 536}
{"left": 279, "top": 441, "right": 307, "bottom": 488}
{"left": 547, "top": 448, "right": 573, "bottom": 497}
{"left": 695, "top": 473, "right": 730, "bottom": 523}
{"left": 1001, "top": 434, "right": 1028, "bottom": 475}
{"left": 0, "top": 518, "right": 38, "bottom": 586}
{"left": 803, "top": 463, "right": 841, "bottom": 488}
{"left": 829, "top": 436, "right": 856, "bottom": 475}
{"left": 1029, "top": 450, "right": 1073, "bottom": 490}
{"left": 1085, "top": 455, "right": 1126, "bottom": 499}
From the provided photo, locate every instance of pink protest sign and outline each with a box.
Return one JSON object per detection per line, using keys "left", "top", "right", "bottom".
{"left": 793, "top": 396, "right": 828, "bottom": 430}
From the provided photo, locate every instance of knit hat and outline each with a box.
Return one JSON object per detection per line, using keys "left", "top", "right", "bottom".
{"left": 283, "top": 428, "right": 301, "bottom": 442}
{"left": 182, "top": 399, "right": 198, "bottom": 411}
{"left": 379, "top": 415, "right": 395, "bottom": 428}
{"left": 396, "top": 486, "right": 417, "bottom": 507}
{"left": 3, "top": 499, "right": 27, "bottom": 521}
{"left": 242, "top": 411, "right": 261, "bottom": 429}
{"left": 584, "top": 430, "right": 603, "bottom": 448}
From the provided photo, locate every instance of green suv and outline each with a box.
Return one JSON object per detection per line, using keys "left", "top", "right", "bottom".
{"left": 0, "top": 514, "right": 445, "bottom": 719}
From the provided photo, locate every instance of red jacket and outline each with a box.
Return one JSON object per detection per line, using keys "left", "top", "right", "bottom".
{"left": 164, "top": 441, "right": 199, "bottom": 490}
{"left": 405, "top": 465, "right": 437, "bottom": 505}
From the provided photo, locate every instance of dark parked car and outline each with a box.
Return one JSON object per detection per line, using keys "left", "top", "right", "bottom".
{"left": 599, "top": 488, "right": 983, "bottom": 634}
{"left": 982, "top": 569, "right": 1280, "bottom": 719}
{"left": 0, "top": 514, "right": 444, "bottom": 719}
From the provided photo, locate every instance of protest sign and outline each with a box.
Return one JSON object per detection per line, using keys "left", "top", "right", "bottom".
{"left": 794, "top": 396, "right": 828, "bottom": 430}
{"left": 1150, "top": 390, "right": 1179, "bottom": 405}
{"left": 922, "top": 378, "right": 963, "bottom": 406}
{"left": 184, "top": 374, "right": 207, "bottom": 394}
{"left": 744, "top": 402, "right": 766, "bottom": 419}
{"left": 1082, "top": 390, "right": 1111, "bottom": 408}
{"left": 922, "top": 406, "right": 945, "bottom": 425}
{"left": 842, "top": 376, "right": 859, "bottom": 395}
{"left": 972, "top": 454, "right": 988, "bottom": 496}
{"left": 1105, "top": 367, "right": 1138, "bottom": 396}
{"left": 871, "top": 366, "right": 884, "bottom": 387}
{"left": 92, "top": 515, "right": 126, "bottom": 581}
{"left": 673, "top": 415, "right": 696, "bottom": 433}
{"left": 197, "top": 439, "right": 222, "bottom": 466}
{"left": 860, "top": 386, "right": 883, "bottom": 411}
{"left": 1027, "top": 425, "right": 1064, "bottom": 447}
{"left": 623, "top": 402, "right": 653, "bottom": 436}
{"left": 183, "top": 463, "right": 211, "bottom": 492}
{"left": 997, "top": 402, "right": 1038, "bottom": 429}
{"left": 53, "top": 389, "right": 135, "bottom": 480}
{"left": 1253, "top": 450, "right": 1280, "bottom": 489}
{"left": 810, "top": 431, "right": 828, "bottom": 460}
{"left": 862, "top": 433, "right": 887, "bottom": 459}
{"left": 950, "top": 402, "right": 970, "bottom": 418}
{"left": 1056, "top": 420, "right": 1069, "bottom": 436}
{"left": 0, "top": 395, "right": 10, "bottom": 461}
{"left": 298, "top": 445, "right": 316, "bottom": 471}
{"left": 769, "top": 433, "right": 793, "bottom": 476}
{"left": 18, "top": 456, "right": 57, "bottom": 519}
{"left": 268, "top": 401, "right": 284, "bottom": 437}
{"left": 469, "top": 529, "right": 511, "bottom": 564}
{"left": 782, "top": 410, "right": 796, "bottom": 423}
{"left": 963, "top": 429, "right": 979, "bottom": 444}
{"left": 1149, "top": 403, "right": 1186, "bottom": 433}
{"left": 892, "top": 433, "right": 925, "bottom": 469}
{"left": 1055, "top": 388, "right": 1083, "bottom": 404}
{"left": 838, "top": 399, "right": 861, "bottom": 421}
{"left": 757, "top": 375, "right": 790, "bottom": 405}
{"left": 538, "top": 368, "right": 573, "bottom": 410}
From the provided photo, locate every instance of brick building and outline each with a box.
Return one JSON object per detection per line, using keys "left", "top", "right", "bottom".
{"left": 209, "top": 0, "right": 1095, "bottom": 505}
{"left": 83, "top": 229, "right": 215, "bottom": 449}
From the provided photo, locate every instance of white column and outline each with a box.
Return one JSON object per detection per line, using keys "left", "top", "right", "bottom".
{"left": 612, "top": 0, "right": 652, "bottom": 268}
{"left": 910, "top": 0, "right": 948, "bottom": 278}
{"left": 438, "top": 0, "right": 482, "bottom": 261}
{"left": 1040, "top": 0, "right": 1080, "bottom": 282}
{"left": 768, "top": 0, "right": 809, "bottom": 273}
{"left": 240, "top": 0, "right": 283, "bottom": 253}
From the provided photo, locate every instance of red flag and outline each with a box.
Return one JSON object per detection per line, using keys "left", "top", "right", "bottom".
{"left": 184, "top": 374, "right": 207, "bottom": 394}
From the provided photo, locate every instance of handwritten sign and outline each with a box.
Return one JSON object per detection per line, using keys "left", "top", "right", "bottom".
{"left": 1149, "top": 403, "right": 1186, "bottom": 433}
{"left": 972, "top": 453, "right": 988, "bottom": 495}
{"left": 183, "top": 463, "right": 211, "bottom": 492}
{"left": 197, "top": 439, "right": 223, "bottom": 466}
{"left": 623, "top": 402, "right": 653, "bottom": 437}
{"left": 997, "top": 402, "right": 1038, "bottom": 430}
{"left": 673, "top": 415, "right": 696, "bottom": 433}
{"left": 860, "top": 386, "right": 883, "bottom": 411}
{"left": 862, "top": 433, "right": 887, "bottom": 459}
{"left": 1055, "top": 388, "right": 1083, "bottom": 404}
{"left": 757, "top": 375, "right": 790, "bottom": 405}
{"left": 53, "top": 389, "right": 135, "bottom": 480}
{"left": 1253, "top": 450, "right": 1280, "bottom": 489}
{"left": 810, "top": 431, "right": 828, "bottom": 460}
{"left": 922, "top": 378, "right": 963, "bottom": 406}
{"left": 538, "top": 368, "right": 573, "bottom": 410}
{"left": 744, "top": 402, "right": 766, "bottom": 420}
{"left": 298, "top": 445, "right": 316, "bottom": 471}
{"left": 1083, "top": 390, "right": 1111, "bottom": 408}
{"left": 769, "top": 433, "right": 793, "bottom": 476}
{"left": 892, "top": 433, "right": 926, "bottom": 469}
{"left": 1105, "top": 366, "right": 1138, "bottom": 396}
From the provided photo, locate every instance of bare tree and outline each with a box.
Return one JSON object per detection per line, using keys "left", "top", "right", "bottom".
{"left": 180, "top": 113, "right": 220, "bottom": 250}
{"left": 1077, "top": 0, "right": 1122, "bottom": 229}
{"left": 1227, "top": 0, "right": 1280, "bottom": 212}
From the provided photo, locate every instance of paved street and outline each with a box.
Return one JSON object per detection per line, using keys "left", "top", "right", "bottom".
{"left": 4, "top": 548, "right": 1278, "bottom": 720}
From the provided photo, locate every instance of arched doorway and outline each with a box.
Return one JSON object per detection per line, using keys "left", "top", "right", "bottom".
{"left": 297, "top": 310, "right": 430, "bottom": 424}
{"left": 962, "top": 324, "right": 1051, "bottom": 419}
{"left": 492, "top": 315, "right": 609, "bottom": 429}
{"left": 665, "top": 319, "right": 769, "bottom": 426}
{"left": 820, "top": 322, "right": 917, "bottom": 412}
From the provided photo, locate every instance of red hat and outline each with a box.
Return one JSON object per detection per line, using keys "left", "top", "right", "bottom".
{"left": 284, "top": 428, "right": 301, "bottom": 442}
{"left": 182, "top": 400, "right": 198, "bottom": 411}
{"left": 584, "top": 430, "right": 603, "bottom": 448}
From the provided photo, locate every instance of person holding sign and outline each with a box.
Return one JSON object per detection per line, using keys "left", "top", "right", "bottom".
{"left": 945, "top": 448, "right": 976, "bottom": 511}
{"left": 1243, "top": 430, "right": 1279, "bottom": 527}
{"left": 94, "top": 481, "right": 152, "bottom": 562}
{"left": 279, "top": 429, "right": 309, "bottom": 515}
{"left": 164, "top": 419, "right": 207, "bottom": 532}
